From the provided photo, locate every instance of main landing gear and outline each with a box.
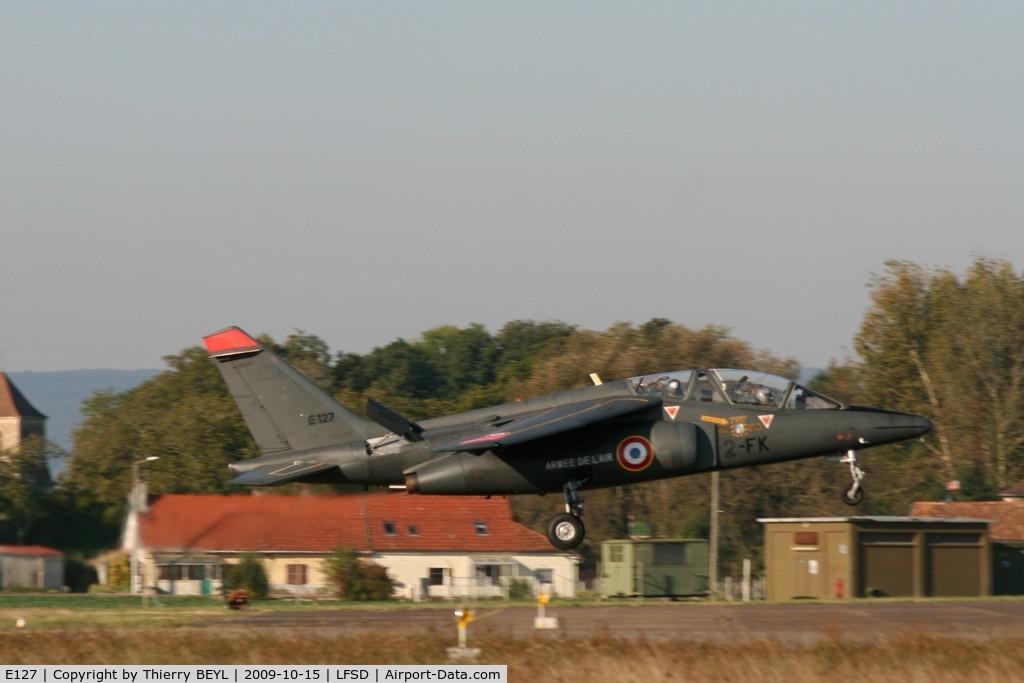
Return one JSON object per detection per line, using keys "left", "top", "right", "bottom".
{"left": 839, "top": 449, "right": 865, "bottom": 506}
{"left": 547, "top": 480, "right": 586, "bottom": 550}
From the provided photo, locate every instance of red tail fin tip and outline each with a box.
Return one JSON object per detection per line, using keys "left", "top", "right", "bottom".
{"left": 204, "top": 327, "right": 260, "bottom": 355}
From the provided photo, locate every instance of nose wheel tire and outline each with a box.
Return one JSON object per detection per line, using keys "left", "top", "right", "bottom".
{"left": 842, "top": 485, "right": 865, "bottom": 506}
{"left": 547, "top": 513, "right": 585, "bottom": 550}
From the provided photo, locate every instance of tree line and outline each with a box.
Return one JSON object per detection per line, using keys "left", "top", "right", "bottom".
{"left": 3, "top": 256, "right": 1022, "bottom": 574}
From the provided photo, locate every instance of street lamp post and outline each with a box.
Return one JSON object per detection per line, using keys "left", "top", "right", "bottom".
{"left": 129, "top": 456, "right": 159, "bottom": 596}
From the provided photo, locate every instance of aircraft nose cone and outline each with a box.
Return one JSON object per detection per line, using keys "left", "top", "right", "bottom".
{"left": 878, "top": 411, "right": 933, "bottom": 442}
{"left": 844, "top": 408, "right": 932, "bottom": 445}
{"left": 910, "top": 414, "right": 934, "bottom": 438}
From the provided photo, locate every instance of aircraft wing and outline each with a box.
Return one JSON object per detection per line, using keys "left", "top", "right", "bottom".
{"left": 228, "top": 461, "right": 338, "bottom": 486}
{"left": 429, "top": 396, "right": 662, "bottom": 452}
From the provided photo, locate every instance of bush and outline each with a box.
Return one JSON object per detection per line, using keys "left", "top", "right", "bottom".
{"left": 107, "top": 554, "right": 130, "bottom": 590}
{"left": 323, "top": 547, "right": 395, "bottom": 601}
{"left": 507, "top": 579, "right": 532, "bottom": 601}
{"left": 223, "top": 554, "right": 269, "bottom": 598}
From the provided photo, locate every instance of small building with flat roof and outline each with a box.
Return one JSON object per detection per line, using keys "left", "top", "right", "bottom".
{"left": 759, "top": 516, "right": 990, "bottom": 600}
{"left": 912, "top": 487, "right": 1024, "bottom": 595}
{"left": 599, "top": 539, "right": 709, "bottom": 598}
{"left": 0, "top": 545, "right": 64, "bottom": 590}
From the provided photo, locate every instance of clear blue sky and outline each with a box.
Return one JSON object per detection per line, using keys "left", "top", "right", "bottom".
{"left": 3, "top": 2, "right": 1022, "bottom": 371}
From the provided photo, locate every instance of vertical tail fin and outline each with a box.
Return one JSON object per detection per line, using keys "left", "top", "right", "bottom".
{"left": 204, "top": 326, "right": 373, "bottom": 454}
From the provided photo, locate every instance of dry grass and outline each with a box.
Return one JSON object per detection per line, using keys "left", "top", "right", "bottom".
{"left": 2, "top": 627, "right": 1023, "bottom": 682}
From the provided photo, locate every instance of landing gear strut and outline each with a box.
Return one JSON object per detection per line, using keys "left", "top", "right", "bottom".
{"left": 546, "top": 480, "right": 586, "bottom": 550}
{"left": 839, "top": 449, "right": 865, "bottom": 506}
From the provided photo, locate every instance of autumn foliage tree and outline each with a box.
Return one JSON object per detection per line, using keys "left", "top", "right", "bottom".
{"left": 855, "top": 258, "right": 1024, "bottom": 503}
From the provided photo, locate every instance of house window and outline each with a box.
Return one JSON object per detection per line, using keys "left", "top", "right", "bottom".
{"left": 287, "top": 564, "right": 308, "bottom": 585}
{"left": 474, "top": 522, "right": 489, "bottom": 535}
{"left": 383, "top": 521, "right": 397, "bottom": 535}
{"left": 535, "top": 568, "right": 553, "bottom": 585}
{"left": 610, "top": 545, "right": 624, "bottom": 563}
{"left": 428, "top": 568, "right": 447, "bottom": 586}
{"left": 158, "top": 565, "right": 182, "bottom": 581}
{"left": 408, "top": 525, "right": 420, "bottom": 536}
{"left": 476, "top": 564, "right": 507, "bottom": 585}
{"left": 794, "top": 532, "right": 819, "bottom": 546}
{"left": 157, "top": 563, "right": 219, "bottom": 581}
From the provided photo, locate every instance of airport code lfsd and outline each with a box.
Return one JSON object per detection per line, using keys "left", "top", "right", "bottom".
{"left": 1, "top": 668, "right": 506, "bottom": 683}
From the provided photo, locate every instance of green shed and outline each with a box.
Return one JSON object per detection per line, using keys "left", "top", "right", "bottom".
{"left": 599, "top": 539, "right": 709, "bottom": 598}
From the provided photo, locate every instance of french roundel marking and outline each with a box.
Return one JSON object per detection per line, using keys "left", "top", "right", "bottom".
{"left": 617, "top": 436, "right": 654, "bottom": 472}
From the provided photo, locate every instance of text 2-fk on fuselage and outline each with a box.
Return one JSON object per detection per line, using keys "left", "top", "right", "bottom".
{"left": 204, "top": 327, "right": 932, "bottom": 550}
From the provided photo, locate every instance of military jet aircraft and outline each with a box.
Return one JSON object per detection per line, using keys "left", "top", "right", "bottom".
{"left": 204, "top": 326, "right": 932, "bottom": 550}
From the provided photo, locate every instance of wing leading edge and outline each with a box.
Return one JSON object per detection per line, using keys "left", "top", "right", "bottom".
{"left": 429, "top": 396, "right": 662, "bottom": 452}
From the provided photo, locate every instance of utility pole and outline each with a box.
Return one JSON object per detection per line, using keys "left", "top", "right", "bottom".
{"left": 709, "top": 470, "right": 719, "bottom": 599}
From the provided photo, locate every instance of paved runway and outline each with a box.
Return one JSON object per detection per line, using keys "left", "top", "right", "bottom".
{"left": 217, "top": 600, "right": 1024, "bottom": 643}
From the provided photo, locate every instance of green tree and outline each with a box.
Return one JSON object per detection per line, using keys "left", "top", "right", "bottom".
{"left": 223, "top": 553, "right": 269, "bottom": 598}
{"left": 0, "top": 436, "right": 53, "bottom": 544}
{"left": 322, "top": 547, "right": 395, "bottom": 601}
{"left": 494, "top": 320, "right": 575, "bottom": 383}
{"left": 277, "top": 330, "right": 335, "bottom": 392}
{"left": 420, "top": 324, "right": 499, "bottom": 398}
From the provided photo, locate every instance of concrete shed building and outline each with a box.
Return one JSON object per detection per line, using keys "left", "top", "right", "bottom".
{"left": 913, "top": 489, "right": 1024, "bottom": 594}
{"left": 0, "top": 545, "right": 64, "bottom": 590}
{"left": 760, "top": 517, "right": 990, "bottom": 600}
{"left": 124, "top": 493, "right": 578, "bottom": 599}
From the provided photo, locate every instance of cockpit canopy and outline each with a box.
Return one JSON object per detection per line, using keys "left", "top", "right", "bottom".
{"left": 628, "top": 368, "right": 841, "bottom": 410}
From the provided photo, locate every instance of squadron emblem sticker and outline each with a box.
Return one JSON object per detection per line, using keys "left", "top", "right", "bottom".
{"left": 617, "top": 436, "right": 654, "bottom": 472}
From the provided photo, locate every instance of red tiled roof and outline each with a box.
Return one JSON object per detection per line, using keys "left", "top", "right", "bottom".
{"left": 139, "top": 493, "right": 554, "bottom": 554}
{"left": 911, "top": 501, "right": 1024, "bottom": 542}
{"left": 0, "top": 545, "right": 63, "bottom": 557}
{"left": 999, "top": 479, "right": 1024, "bottom": 499}
{"left": 0, "top": 374, "right": 46, "bottom": 419}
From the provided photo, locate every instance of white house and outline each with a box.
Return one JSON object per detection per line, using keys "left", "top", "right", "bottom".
{"left": 123, "top": 492, "right": 578, "bottom": 599}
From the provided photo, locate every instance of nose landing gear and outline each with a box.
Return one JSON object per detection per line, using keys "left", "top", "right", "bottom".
{"left": 839, "top": 450, "right": 865, "bottom": 506}
{"left": 546, "top": 480, "right": 586, "bottom": 550}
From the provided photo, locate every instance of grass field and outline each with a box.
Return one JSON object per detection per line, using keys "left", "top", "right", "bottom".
{"left": 2, "top": 596, "right": 1023, "bottom": 681}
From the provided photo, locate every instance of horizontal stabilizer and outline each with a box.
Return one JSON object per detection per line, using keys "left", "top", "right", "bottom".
{"left": 366, "top": 398, "right": 425, "bottom": 442}
{"left": 430, "top": 396, "right": 661, "bottom": 452}
{"left": 229, "top": 461, "right": 338, "bottom": 486}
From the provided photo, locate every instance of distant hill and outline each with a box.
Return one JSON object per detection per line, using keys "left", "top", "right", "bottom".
{"left": 6, "top": 369, "right": 161, "bottom": 457}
